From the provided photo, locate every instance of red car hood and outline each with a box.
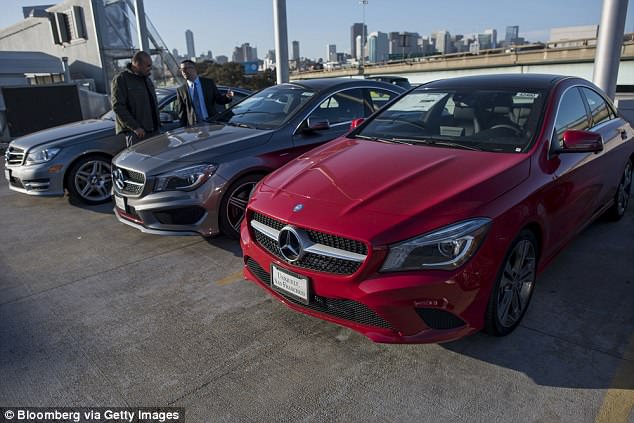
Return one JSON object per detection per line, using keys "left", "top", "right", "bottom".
{"left": 252, "top": 137, "right": 530, "bottom": 244}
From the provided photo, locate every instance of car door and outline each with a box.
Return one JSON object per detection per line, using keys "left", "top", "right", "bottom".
{"left": 158, "top": 96, "right": 181, "bottom": 132}
{"left": 579, "top": 87, "right": 625, "bottom": 207}
{"left": 544, "top": 86, "right": 604, "bottom": 253}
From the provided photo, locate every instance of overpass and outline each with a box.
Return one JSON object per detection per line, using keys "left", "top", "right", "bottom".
{"left": 291, "top": 40, "right": 634, "bottom": 88}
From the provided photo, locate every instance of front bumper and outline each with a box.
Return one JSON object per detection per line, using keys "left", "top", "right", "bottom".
{"left": 4, "top": 163, "right": 65, "bottom": 196}
{"left": 240, "top": 221, "right": 498, "bottom": 344}
{"left": 113, "top": 174, "right": 229, "bottom": 236}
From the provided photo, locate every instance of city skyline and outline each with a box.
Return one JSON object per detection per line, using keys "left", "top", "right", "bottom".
{"left": 1, "top": 0, "right": 633, "bottom": 60}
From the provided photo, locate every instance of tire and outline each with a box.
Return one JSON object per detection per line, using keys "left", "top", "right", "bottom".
{"left": 66, "top": 155, "right": 113, "bottom": 205}
{"left": 219, "top": 174, "right": 264, "bottom": 239}
{"left": 604, "top": 159, "right": 632, "bottom": 222}
{"left": 484, "top": 229, "right": 538, "bottom": 336}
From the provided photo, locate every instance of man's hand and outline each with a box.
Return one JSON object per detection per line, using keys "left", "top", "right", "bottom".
{"left": 134, "top": 128, "right": 146, "bottom": 138}
{"left": 226, "top": 89, "right": 234, "bottom": 98}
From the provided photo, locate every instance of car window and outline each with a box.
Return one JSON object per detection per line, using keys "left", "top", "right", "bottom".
{"left": 367, "top": 89, "right": 399, "bottom": 112}
{"left": 554, "top": 88, "right": 590, "bottom": 146}
{"left": 215, "top": 89, "right": 249, "bottom": 114}
{"left": 309, "top": 88, "right": 365, "bottom": 125}
{"left": 580, "top": 87, "right": 612, "bottom": 127}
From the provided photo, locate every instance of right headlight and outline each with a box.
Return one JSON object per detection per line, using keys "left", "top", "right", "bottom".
{"left": 153, "top": 164, "right": 217, "bottom": 192}
{"left": 380, "top": 218, "right": 491, "bottom": 272}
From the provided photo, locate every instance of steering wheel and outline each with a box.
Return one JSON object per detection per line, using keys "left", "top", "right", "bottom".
{"left": 489, "top": 124, "right": 522, "bottom": 135}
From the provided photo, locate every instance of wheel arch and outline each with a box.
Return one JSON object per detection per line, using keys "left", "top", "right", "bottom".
{"left": 63, "top": 151, "right": 113, "bottom": 190}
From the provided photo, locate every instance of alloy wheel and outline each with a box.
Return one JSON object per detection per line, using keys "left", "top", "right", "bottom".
{"left": 496, "top": 239, "right": 537, "bottom": 328}
{"left": 226, "top": 181, "right": 258, "bottom": 232}
{"left": 73, "top": 159, "right": 112, "bottom": 202}
{"left": 616, "top": 161, "right": 632, "bottom": 216}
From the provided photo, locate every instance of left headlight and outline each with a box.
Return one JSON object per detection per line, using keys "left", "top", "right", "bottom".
{"left": 380, "top": 218, "right": 492, "bottom": 272}
{"left": 25, "top": 147, "right": 61, "bottom": 164}
{"left": 154, "top": 164, "right": 217, "bottom": 192}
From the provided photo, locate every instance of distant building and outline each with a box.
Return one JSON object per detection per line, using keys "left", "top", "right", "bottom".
{"left": 185, "top": 29, "right": 195, "bottom": 59}
{"left": 350, "top": 22, "right": 366, "bottom": 59}
{"left": 434, "top": 30, "right": 452, "bottom": 55}
{"left": 484, "top": 29, "right": 497, "bottom": 49}
{"left": 505, "top": 25, "right": 519, "bottom": 45}
{"left": 215, "top": 55, "right": 228, "bottom": 64}
{"left": 232, "top": 42, "right": 257, "bottom": 63}
{"left": 368, "top": 31, "right": 388, "bottom": 63}
{"left": 292, "top": 40, "right": 300, "bottom": 61}
{"left": 264, "top": 49, "right": 275, "bottom": 70}
{"left": 478, "top": 32, "right": 493, "bottom": 50}
{"left": 550, "top": 25, "right": 599, "bottom": 47}
{"left": 388, "top": 32, "right": 421, "bottom": 58}
{"left": 327, "top": 44, "right": 337, "bottom": 62}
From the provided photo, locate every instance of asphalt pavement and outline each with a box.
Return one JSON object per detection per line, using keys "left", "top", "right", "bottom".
{"left": 0, "top": 158, "right": 632, "bottom": 423}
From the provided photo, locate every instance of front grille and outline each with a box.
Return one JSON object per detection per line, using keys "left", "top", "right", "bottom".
{"left": 113, "top": 165, "right": 145, "bottom": 195}
{"left": 251, "top": 212, "right": 367, "bottom": 275}
{"left": 247, "top": 258, "right": 393, "bottom": 329}
{"left": 415, "top": 308, "right": 465, "bottom": 330}
{"left": 5, "top": 146, "right": 25, "bottom": 165}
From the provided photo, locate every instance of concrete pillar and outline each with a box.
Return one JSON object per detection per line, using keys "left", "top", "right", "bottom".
{"left": 273, "top": 0, "right": 289, "bottom": 84}
{"left": 61, "top": 57, "right": 71, "bottom": 83}
{"left": 593, "top": 0, "right": 629, "bottom": 99}
{"left": 134, "top": 0, "right": 150, "bottom": 53}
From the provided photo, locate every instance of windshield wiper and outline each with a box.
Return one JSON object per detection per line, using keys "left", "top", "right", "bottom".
{"left": 354, "top": 134, "right": 413, "bottom": 145}
{"left": 418, "top": 138, "right": 482, "bottom": 151}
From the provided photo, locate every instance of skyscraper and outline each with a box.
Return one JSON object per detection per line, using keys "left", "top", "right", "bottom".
{"left": 505, "top": 26, "right": 519, "bottom": 45}
{"left": 350, "top": 22, "right": 366, "bottom": 59}
{"left": 292, "top": 40, "right": 300, "bottom": 61}
{"left": 368, "top": 31, "right": 388, "bottom": 63}
{"left": 484, "top": 29, "right": 498, "bottom": 48}
{"left": 327, "top": 44, "right": 337, "bottom": 62}
{"left": 185, "top": 29, "right": 195, "bottom": 59}
{"left": 434, "top": 30, "right": 451, "bottom": 55}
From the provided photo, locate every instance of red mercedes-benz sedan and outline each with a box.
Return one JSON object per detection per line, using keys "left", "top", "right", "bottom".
{"left": 240, "top": 74, "right": 634, "bottom": 343}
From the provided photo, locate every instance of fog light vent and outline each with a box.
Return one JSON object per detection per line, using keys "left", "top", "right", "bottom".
{"left": 416, "top": 308, "right": 465, "bottom": 330}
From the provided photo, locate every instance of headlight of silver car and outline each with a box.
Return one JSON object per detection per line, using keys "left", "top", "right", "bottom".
{"left": 25, "top": 147, "right": 61, "bottom": 164}
{"left": 154, "top": 164, "right": 217, "bottom": 192}
{"left": 380, "top": 218, "right": 492, "bottom": 272}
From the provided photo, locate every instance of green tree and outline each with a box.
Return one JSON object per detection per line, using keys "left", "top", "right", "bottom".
{"left": 196, "top": 62, "right": 275, "bottom": 91}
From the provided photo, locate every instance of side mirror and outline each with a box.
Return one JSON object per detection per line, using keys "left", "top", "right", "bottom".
{"left": 160, "top": 112, "right": 173, "bottom": 123}
{"left": 305, "top": 117, "right": 330, "bottom": 132}
{"left": 560, "top": 130, "right": 603, "bottom": 153}
{"left": 350, "top": 118, "right": 365, "bottom": 130}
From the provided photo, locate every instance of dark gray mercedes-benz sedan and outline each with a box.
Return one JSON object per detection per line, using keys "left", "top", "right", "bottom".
{"left": 111, "top": 78, "right": 405, "bottom": 238}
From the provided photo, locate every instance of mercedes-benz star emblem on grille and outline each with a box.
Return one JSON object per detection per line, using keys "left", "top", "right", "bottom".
{"left": 277, "top": 226, "right": 304, "bottom": 262}
{"left": 112, "top": 168, "right": 125, "bottom": 190}
{"left": 293, "top": 203, "right": 304, "bottom": 212}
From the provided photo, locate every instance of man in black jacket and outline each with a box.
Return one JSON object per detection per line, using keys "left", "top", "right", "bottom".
{"left": 111, "top": 51, "right": 160, "bottom": 147}
{"left": 176, "top": 59, "right": 233, "bottom": 126}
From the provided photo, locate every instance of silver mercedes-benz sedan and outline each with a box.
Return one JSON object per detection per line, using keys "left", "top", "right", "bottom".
{"left": 111, "top": 79, "right": 405, "bottom": 238}
{"left": 4, "top": 86, "right": 250, "bottom": 204}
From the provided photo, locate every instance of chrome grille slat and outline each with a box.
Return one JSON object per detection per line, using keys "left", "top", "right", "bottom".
{"left": 112, "top": 165, "right": 146, "bottom": 195}
{"left": 5, "top": 146, "right": 26, "bottom": 166}
{"left": 250, "top": 212, "right": 368, "bottom": 275}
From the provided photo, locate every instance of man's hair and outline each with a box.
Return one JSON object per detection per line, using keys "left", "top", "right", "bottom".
{"left": 132, "top": 51, "right": 151, "bottom": 65}
{"left": 180, "top": 59, "right": 196, "bottom": 67}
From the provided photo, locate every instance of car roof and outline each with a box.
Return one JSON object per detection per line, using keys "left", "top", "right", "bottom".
{"left": 422, "top": 74, "right": 570, "bottom": 90}
{"left": 288, "top": 78, "right": 405, "bottom": 93}
{"left": 155, "top": 86, "right": 252, "bottom": 96}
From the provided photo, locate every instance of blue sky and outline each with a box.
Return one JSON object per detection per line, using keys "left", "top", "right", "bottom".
{"left": 1, "top": 0, "right": 633, "bottom": 59}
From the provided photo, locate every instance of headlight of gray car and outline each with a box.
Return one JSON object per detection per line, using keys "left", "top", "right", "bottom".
{"left": 25, "top": 147, "right": 62, "bottom": 164}
{"left": 154, "top": 164, "right": 217, "bottom": 192}
{"left": 380, "top": 218, "right": 492, "bottom": 272}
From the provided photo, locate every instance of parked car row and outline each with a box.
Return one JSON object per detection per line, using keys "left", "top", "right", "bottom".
{"left": 4, "top": 75, "right": 633, "bottom": 344}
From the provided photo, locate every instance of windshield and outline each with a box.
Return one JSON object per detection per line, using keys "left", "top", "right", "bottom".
{"left": 215, "top": 84, "right": 315, "bottom": 129}
{"left": 355, "top": 87, "right": 546, "bottom": 153}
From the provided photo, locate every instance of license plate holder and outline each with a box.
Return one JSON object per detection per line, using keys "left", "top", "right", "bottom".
{"left": 114, "top": 194, "right": 127, "bottom": 212}
{"left": 271, "top": 264, "right": 310, "bottom": 305}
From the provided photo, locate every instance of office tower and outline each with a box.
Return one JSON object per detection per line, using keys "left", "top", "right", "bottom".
{"left": 185, "top": 29, "right": 195, "bottom": 59}
{"left": 434, "top": 30, "right": 451, "bottom": 55}
{"left": 292, "top": 40, "right": 300, "bottom": 61}
{"left": 368, "top": 31, "right": 388, "bottom": 63}
{"left": 350, "top": 22, "right": 366, "bottom": 59}
{"left": 505, "top": 26, "right": 519, "bottom": 45}
{"left": 484, "top": 29, "right": 497, "bottom": 48}
{"left": 327, "top": 44, "right": 337, "bottom": 62}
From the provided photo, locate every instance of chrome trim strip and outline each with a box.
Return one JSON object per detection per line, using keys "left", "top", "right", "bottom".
{"left": 250, "top": 219, "right": 367, "bottom": 262}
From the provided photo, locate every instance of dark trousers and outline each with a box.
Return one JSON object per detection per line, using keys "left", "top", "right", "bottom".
{"left": 125, "top": 131, "right": 158, "bottom": 147}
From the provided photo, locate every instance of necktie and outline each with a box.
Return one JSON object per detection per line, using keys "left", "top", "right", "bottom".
{"left": 191, "top": 82, "right": 204, "bottom": 123}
